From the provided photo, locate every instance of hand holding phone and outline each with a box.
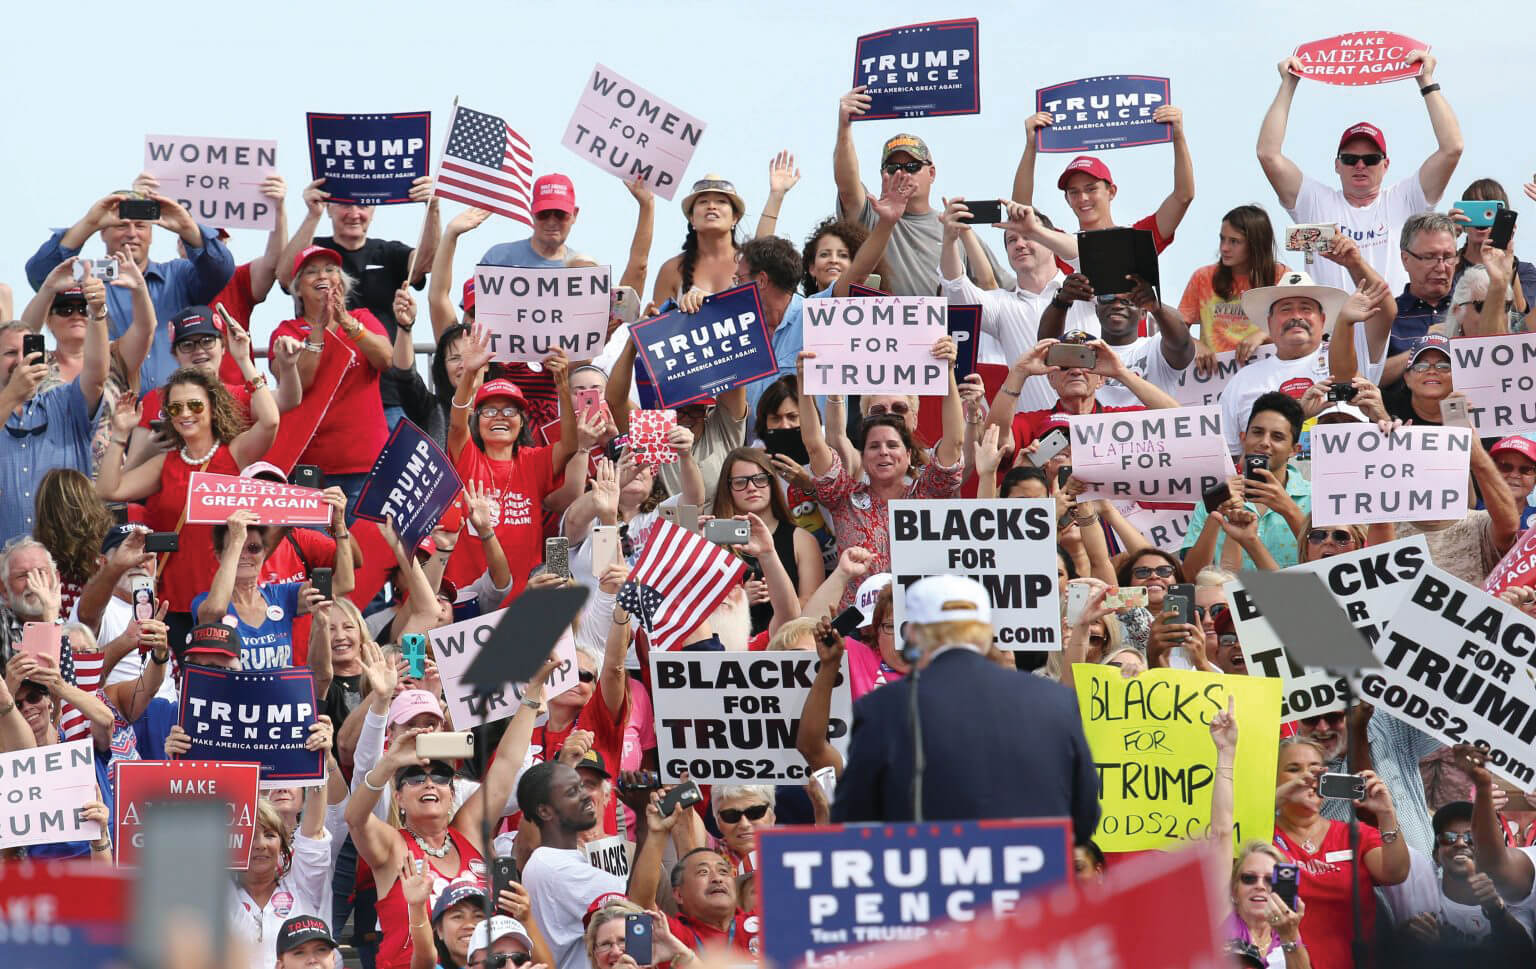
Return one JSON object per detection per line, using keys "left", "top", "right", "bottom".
{"left": 1490, "top": 208, "right": 1519, "bottom": 250}
{"left": 1243, "top": 454, "right": 1269, "bottom": 481}
{"left": 963, "top": 199, "right": 1004, "bottom": 225}
{"left": 658, "top": 781, "right": 702, "bottom": 818}
{"left": 544, "top": 537, "right": 572, "bottom": 579}
{"left": 625, "top": 913, "right": 654, "bottom": 965}
{"left": 311, "top": 567, "right": 334, "bottom": 600}
{"left": 401, "top": 633, "right": 427, "bottom": 679}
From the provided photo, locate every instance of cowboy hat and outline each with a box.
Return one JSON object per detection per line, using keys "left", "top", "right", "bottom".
{"left": 1240, "top": 270, "right": 1349, "bottom": 333}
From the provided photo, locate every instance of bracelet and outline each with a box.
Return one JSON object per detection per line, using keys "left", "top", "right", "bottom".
{"left": 451, "top": 398, "right": 473, "bottom": 410}
{"left": 304, "top": 341, "right": 324, "bottom": 353}
{"left": 0, "top": 700, "right": 15, "bottom": 718}
{"left": 361, "top": 768, "right": 389, "bottom": 792}
{"left": 330, "top": 530, "right": 350, "bottom": 540}
{"left": 91, "top": 838, "right": 113, "bottom": 852}
{"left": 826, "top": 395, "right": 845, "bottom": 404}
{"left": 151, "top": 649, "right": 170, "bottom": 665}
{"left": 964, "top": 416, "right": 984, "bottom": 425}
{"left": 1050, "top": 296, "right": 1071, "bottom": 311}
{"left": 1380, "top": 827, "right": 1401, "bottom": 844}
{"left": 247, "top": 374, "right": 268, "bottom": 392}
{"left": 1280, "top": 941, "right": 1302, "bottom": 953}
{"left": 521, "top": 697, "right": 546, "bottom": 715}
{"left": 999, "top": 385, "right": 1021, "bottom": 397}
{"left": 409, "top": 920, "right": 430, "bottom": 931}
{"left": 111, "top": 437, "right": 129, "bottom": 448}
{"left": 1419, "top": 83, "right": 1441, "bottom": 96}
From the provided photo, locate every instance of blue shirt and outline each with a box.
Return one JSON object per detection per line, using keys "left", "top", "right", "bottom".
{"left": 1179, "top": 461, "right": 1313, "bottom": 569}
{"left": 1, "top": 378, "right": 99, "bottom": 543}
{"left": 26, "top": 225, "right": 234, "bottom": 389}
{"left": 190, "top": 581, "right": 303, "bottom": 672}
{"left": 1390, "top": 285, "right": 1451, "bottom": 355}
{"left": 478, "top": 238, "right": 568, "bottom": 269}
{"left": 744, "top": 292, "right": 805, "bottom": 418}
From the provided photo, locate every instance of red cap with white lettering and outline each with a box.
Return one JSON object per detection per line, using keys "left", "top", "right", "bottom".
{"left": 1338, "top": 122, "right": 1387, "bottom": 155}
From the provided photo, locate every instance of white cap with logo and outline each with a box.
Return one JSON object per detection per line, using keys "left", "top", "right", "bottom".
{"left": 903, "top": 575, "right": 991, "bottom": 625}
{"left": 468, "top": 916, "right": 534, "bottom": 959}
{"left": 854, "top": 573, "right": 893, "bottom": 626}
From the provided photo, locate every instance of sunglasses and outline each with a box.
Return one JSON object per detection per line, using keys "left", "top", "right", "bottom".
{"left": 882, "top": 161, "right": 928, "bottom": 174}
{"left": 165, "top": 399, "right": 206, "bottom": 417}
{"left": 578, "top": 670, "right": 596, "bottom": 683}
{"left": 1237, "top": 872, "right": 1268, "bottom": 886}
{"left": 176, "top": 334, "right": 220, "bottom": 353}
{"left": 52, "top": 303, "right": 89, "bottom": 318}
{"left": 717, "top": 803, "right": 770, "bottom": 824}
{"left": 479, "top": 406, "right": 522, "bottom": 418}
{"left": 1338, "top": 152, "right": 1384, "bottom": 167}
{"left": 730, "top": 473, "right": 772, "bottom": 492}
{"left": 1306, "top": 529, "right": 1355, "bottom": 545}
{"left": 1436, "top": 831, "right": 1474, "bottom": 847}
{"left": 868, "top": 402, "right": 912, "bottom": 416}
{"left": 1299, "top": 710, "right": 1346, "bottom": 727}
{"left": 1218, "top": 634, "right": 1239, "bottom": 648}
{"left": 1194, "top": 603, "right": 1228, "bottom": 621}
{"left": 1095, "top": 294, "right": 1134, "bottom": 306}
{"left": 1131, "top": 565, "right": 1175, "bottom": 579}
{"left": 1496, "top": 461, "right": 1536, "bottom": 478}
{"left": 397, "top": 767, "right": 455, "bottom": 788}
{"left": 1408, "top": 360, "right": 1452, "bottom": 374}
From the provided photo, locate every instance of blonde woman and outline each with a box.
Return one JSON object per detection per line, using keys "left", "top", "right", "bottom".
{"left": 1224, "top": 841, "right": 1310, "bottom": 968}
{"left": 585, "top": 899, "right": 694, "bottom": 969}
{"left": 229, "top": 790, "right": 332, "bottom": 969}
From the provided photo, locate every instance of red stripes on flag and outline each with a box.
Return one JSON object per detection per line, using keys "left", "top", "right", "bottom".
{"left": 630, "top": 520, "right": 746, "bottom": 652}
{"left": 434, "top": 104, "right": 535, "bottom": 227}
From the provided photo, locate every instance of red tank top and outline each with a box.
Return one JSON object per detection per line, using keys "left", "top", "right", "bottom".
{"left": 374, "top": 827, "right": 484, "bottom": 969}
{"left": 146, "top": 445, "right": 241, "bottom": 612}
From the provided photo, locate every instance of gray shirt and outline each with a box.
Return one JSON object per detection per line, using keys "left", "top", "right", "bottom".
{"left": 839, "top": 195, "right": 1015, "bottom": 297}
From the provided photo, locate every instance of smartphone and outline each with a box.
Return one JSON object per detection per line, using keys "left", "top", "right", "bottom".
{"left": 574, "top": 386, "right": 603, "bottom": 418}
{"left": 311, "top": 567, "right": 333, "bottom": 600}
{"left": 544, "top": 536, "right": 572, "bottom": 579}
{"left": 144, "top": 531, "right": 178, "bottom": 553}
{"left": 1028, "top": 428, "right": 1071, "bottom": 468}
{"left": 658, "top": 780, "right": 702, "bottom": 818}
{"left": 618, "top": 771, "right": 661, "bottom": 792}
{"left": 964, "top": 199, "right": 1004, "bottom": 225}
{"left": 703, "top": 518, "right": 750, "bottom": 545}
{"left": 291, "top": 464, "right": 323, "bottom": 490}
{"left": 1318, "top": 772, "right": 1366, "bottom": 801}
{"left": 415, "top": 730, "right": 474, "bottom": 760}
{"left": 1456, "top": 199, "right": 1503, "bottom": 228}
{"left": 21, "top": 332, "right": 46, "bottom": 363}
{"left": 118, "top": 197, "right": 160, "bottom": 221}
{"left": 401, "top": 633, "right": 427, "bottom": 679}
{"left": 1102, "top": 585, "right": 1148, "bottom": 611}
{"left": 762, "top": 426, "right": 811, "bottom": 467}
{"left": 213, "top": 302, "right": 238, "bottom": 331}
{"left": 1326, "top": 384, "right": 1358, "bottom": 402}
{"left": 1243, "top": 454, "right": 1269, "bottom": 481}
{"left": 1065, "top": 581, "right": 1094, "bottom": 626}
{"left": 677, "top": 503, "right": 700, "bottom": 534}
{"left": 491, "top": 857, "right": 520, "bottom": 905}
{"left": 1202, "top": 481, "right": 1231, "bottom": 514}
{"left": 131, "top": 801, "right": 227, "bottom": 969}
{"left": 1490, "top": 208, "right": 1518, "bottom": 250}
{"left": 149, "top": 418, "right": 171, "bottom": 439}
{"left": 1284, "top": 224, "right": 1337, "bottom": 252}
{"left": 590, "top": 525, "right": 620, "bottom": 577}
{"left": 1271, "top": 863, "right": 1299, "bottom": 910}
{"left": 1165, "top": 584, "right": 1196, "bottom": 625}
{"left": 130, "top": 575, "right": 156, "bottom": 623}
{"left": 624, "top": 913, "right": 654, "bottom": 966}
{"left": 20, "top": 621, "right": 62, "bottom": 666}
{"left": 611, "top": 286, "right": 641, "bottom": 325}
{"left": 1045, "top": 343, "right": 1097, "bottom": 370}
{"left": 1440, "top": 396, "right": 1472, "bottom": 428}
{"left": 1056, "top": 465, "right": 1072, "bottom": 490}
{"left": 813, "top": 765, "right": 837, "bottom": 801}
{"left": 830, "top": 605, "right": 864, "bottom": 639}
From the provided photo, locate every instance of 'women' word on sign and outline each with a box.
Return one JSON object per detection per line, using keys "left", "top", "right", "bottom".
{"left": 802, "top": 296, "right": 948, "bottom": 395}
{"left": 1450, "top": 331, "right": 1536, "bottom": 435}
{"left": 563, "top": 64, "right": 706, "bottom": 200}
{"left": 474, "top": 265, "right": 612, "bottom": 363}
{"left": 144, "top": 135, "right": 278, "bottom": 229}
{"left": 1068, "top": 404, "right": 1230, "bottom": 502}
{"left": 1311, "top": 424, "right": 1470, "bottom": 525}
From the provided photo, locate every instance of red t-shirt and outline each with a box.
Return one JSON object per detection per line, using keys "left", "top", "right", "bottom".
{"left": 1273, "top": 820, "right": 1385, "bottom": 969}
{"left": 269, "top": 311, "right": 390, "bottom": 474}
{"left": 260, "top": 530, "right": 339, "bottom": 665}
{"left": 146, "top": 446, "right": 241, "bottom": 612}
{"left": 491, "top": 363, "right": 559, "bottom": 431}
{"left": 666, "top": 911, "right": 759, "bottom": 960}
{"left": 213, "top": 263, "right": 257, "bottom": 387}
{"left": 138, "top": 381, "right": 253, "bottom": 427}
{"left": 445, "top": 441, "right": 556, "bottom": 597}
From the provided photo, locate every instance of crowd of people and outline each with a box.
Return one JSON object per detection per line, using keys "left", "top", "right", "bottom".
{"left": 6, "top": 44, "right": 1536, "bottom": 969}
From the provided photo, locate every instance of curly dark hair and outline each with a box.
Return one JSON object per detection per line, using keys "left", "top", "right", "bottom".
{"left": 800, "top": 217, "right": 870, "bottom": 295}
{"left": 161, "top": 368, "right": 248, "bottom": 447}
{"left": 34, "top": 469, "right": 114, "bottom": 584}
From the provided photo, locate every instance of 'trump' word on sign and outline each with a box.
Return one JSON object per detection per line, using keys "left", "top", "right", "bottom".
{"left": 1450, "top": 331, "right": 1536, "bottom": 435}
{"left": 1068, "top": 405, "right": 1230, "bottom": 501}
{"left": 756, "top": 818, "right": 1070, "bottom": 969}
{"left": 1362, "top": 563, "right": 1536, "bottom": 788}
{"left": 0, "top": 739, "right": 100, "bottom": 851}
{"left": 306, "top": 111, "right": 430, "bottom": 205}
{"left": 630, "top": 284, "right": 777, "bottom": 408}
{"left": 1290, "top": 31, "right": 1430, "bottom": 86}
{"left": 853, "top": 18, "right": 980, "bottom": 120}
{"left": 1074, "top": 665, "right": 1280, "bottom": 852}
{"left": 562, "top": 64, "right": 705, "bottom": 200}
{"left": 889, "top": 499, "right": 1059, "bottom": 649}
{"left": 144, "top": 135, "right": 278, "bottom": 230}
{"left": 113, "top": 760, "right": 261, "bottom": 869}
{"left": 649, "top": 651, "right": 851, "bottom": 783}
{"left": 429, "top": 609, "right": 580, "bottom": 731}
{"left": 1226, "top": 537, "right": 1430, "bottom": 721}
{"left": 185, "top": 471, "right": 330, "bottom": 526}
{"left": 179, "top": 667, "right": 323, "bottom": 788}
{"left": 1312, "top": 423, "right": 1471, "bottom": 525}
{"left": 1034, "top": 76, "right": 1171, "bottom": 153}
{"left": 354, "top": 420, "right": 463, "bottom": 552}
{"left": 1118, "top": 502, "right": 1195, "bottom": 553}
{"left": 801, "top": 296, "right": 949, "bottom": 396}
{"left": 474, "top": 265, "right": 612, "bottom": 363}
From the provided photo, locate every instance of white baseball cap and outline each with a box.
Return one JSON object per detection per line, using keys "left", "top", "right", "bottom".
{"left": 468, "top": 916, "right": 534, "bottom": 959}
{"left": 854, "top": 573, "right": 893, "bottom": 626}
{"left": 904, "top": 575, "right": 991, "bottom": 625}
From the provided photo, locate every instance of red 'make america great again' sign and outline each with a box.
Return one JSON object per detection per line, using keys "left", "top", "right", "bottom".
{"left": 1291, "top": 31, "right": 1429, "bottom": 86}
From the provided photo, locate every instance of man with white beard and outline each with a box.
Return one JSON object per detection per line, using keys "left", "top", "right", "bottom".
{"left": 0, "top": 536, "right": 88, "bottom": 738}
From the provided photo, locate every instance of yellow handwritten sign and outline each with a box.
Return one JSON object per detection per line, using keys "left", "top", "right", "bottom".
{"left": 1073, "top": 665, "right": 1280, "bottom": 853}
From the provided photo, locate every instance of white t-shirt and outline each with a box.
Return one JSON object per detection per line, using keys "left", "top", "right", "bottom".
{"left": 1286, "top": 174, "right": 1430, "bottom": 295}
{"left": 1219, "top": 325, "right": 1385, "bottom": 454}
{"left": 524, "top": 845, "right": 628, "bottom": 969}
{"left": 228, "top": 829, "right": 335, "bottom": 969}
{"left": 74, "top": 593, "right": 179, "bottom": 703}
{"left": 1097, "top": 334, "right": 1191, "bottom": 407}
{"left": 939, "top": 269, "right": 1099, "bottom": 368}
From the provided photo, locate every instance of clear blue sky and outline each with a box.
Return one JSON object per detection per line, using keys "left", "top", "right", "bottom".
{"left": 1, "top": 0, "right": 1522, "bottom": 356}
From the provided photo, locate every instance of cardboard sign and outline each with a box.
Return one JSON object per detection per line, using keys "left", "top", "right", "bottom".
{"left": 649, "top": 651, "right": 852, "bottom": 783}
{"left": 0, "top": 861, "right": 132, "bottom": 969}
{"left": 1166, "top": 346, "right": 1278, "bottom": 408}
{"left": 1068, "top": 405, "right": 1231, "bottom": 501}
{"left": 473, "top": 265, "right": 612, "bottom": 363}
{"left": 849, "top": 283, "right": 980, "bottom": 385}
{"left": 1362, "top": 564, "right": 1536, "bottom": 788}
{"left": 1486, "top": 526, "right": 1536, "bottom": 596}
{"left": 853, "top": 18, "right": 980, "bottom": 120}
{"left": 185, "top": 472, "right": 330, "bottom": 526}
{"left": 1116, "top": 502, "right": 1193, "bottom": 553}
{"left": 801, "top": 296, "right": 949, "bottom": 395}
{"left": 144, "top": 135, "right": 278, "bottom": 230}
{"left": 1034, "top": 75, "right": 1171, "bottom": 153}
{"left": 0, "top": 740, "right": 101, "bottom": 851}
{"left": 1312, "top": 424, "right": 1471, "bottom": 525}
{"left": 581, "top": 834, "right": 632, "bottom": 879}
{"left": 1226, "top": 537, "right": 1430, "bottom": 721}
{"left": 756, "top": 818, "right": 1070, "bottom": 969}
{"left": 888, "top": 499, "right": 1059, "bottom": 649}
{"left": 112, "top": 760, "right": 261, "bottom": 869}
{"left": 562, "top": 64, "right": 705, "bottom": 200}
{"left": 1074, "top": 665, "right": 1280, "bottom": 851}
{"left": 353, "top": 420, "right": 463, "bottom": 552}
{"left": 179, "top": 667, "right": 323, "bottom": 788}
{"left": 630, "top": 284, "right": 778, "bottom": 407}
{"left": 305, "top": 111, "right": 431, "bottom": 205}
{"left": 428, "top": 609, "right": 580, "bottom": 730}
{"left": 1450, "top": 331, "right": 1536, "bottom": 435}
{"left": 1291, "top": 31, "right": 1429, "bottom": 86}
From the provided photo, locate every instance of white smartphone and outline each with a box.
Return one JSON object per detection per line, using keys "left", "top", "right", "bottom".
{"left": 813, "top": 766, "right": 837, "bottom": 801}
{"left": 1065, "top": 581, "right": 1094, "bottom": 626}
{"left": 1028, "top": 428, "right": 1071, "bottom": 467}
{"left": 415, "top": 731, "right": 474, "bottom": 760}
{"left": 590, "top": 525, "right": 620, "bottom": 577}
{"left": 1440, "top": 397, "right": 1473, "bottom": 429}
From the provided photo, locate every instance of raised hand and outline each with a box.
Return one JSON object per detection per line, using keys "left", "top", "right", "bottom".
{"left": 768, "top": 150, "right": 801, "bottom": 196}
{"left": 1208, "top": 695, "right": 1238, "bottom": 754}
{"left": 974, "top": 424, "right": 1012, "bottom": 475}
{"left": 838, "top": 86, "right": 872, "bottom": 125}
{"left": 301, "top": 178, "right": 330, "bottom": 217}
{"left": 447, "top": 207, "right": 492, "bottom": 236}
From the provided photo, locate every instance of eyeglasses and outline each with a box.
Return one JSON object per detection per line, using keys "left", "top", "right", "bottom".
{"left": 578, "top": 670, "right": 596, "bottom": 683}
{"left": 717, "top": 803, "right": 770, "bottom": 824}
{"left": 1131, "top": 565, "right": 1175, "bottom": 580}
{"left": 882, "top": 161, "right": 928, "bottom": 174}
{"left": 1471, "top": 300, "right": 1513, "bottom": 314}
{"left": 1218, "top": 634, "right": 1239, "bottom": 648}
{"left": 1237, "top": 872, "right": 1267, "bottom": 886}
{"left": 1405, "top": 251, "right": 1457, "bottom": 266}
{"left": 1194, "top": 603, "right": 1228, "bottom": 621}
{"left": 176, "top": 335, "right": 219, "bottom": 353}
{"left": 479, "top": 406, "right": 522, "bottom": 418}
{"left": 1496, "top": 461, "right": 1536, "bottom": 478}
{"left": 730, "top": 472, "right": 772, "bottom": 492}
{"left": 1436, "top": 831, "right": 1475, "bottom": 847}
{"left": 165, "top": 399, "right": 206, "bottom": 417}
{"left": 397, "top": 767, "right": 455, "bottom": 787}
{"left": 594, "top": 941, "right": 625, "bottom": 955}
{"left": 1338, "top": 152, "right": 1384, "bottom": 167}
{"left": 879, "top": 621, "right": 894, "bottom": 635}
{"left": 51, "top": 303, "right": 89, "bottom": 318}
{"left": 1408, "top": 360, "right": 1452, "bottom": 374}
{"left": 1306, "top": 529, "right": 1356, "bottom": 545}
{"left": 868, "top": 401, "right": 912, "bottom": 416}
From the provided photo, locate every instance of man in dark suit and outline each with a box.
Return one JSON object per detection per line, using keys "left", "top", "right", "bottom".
{"left": 831, "top": 576, "right": 1100, "bottom": 844}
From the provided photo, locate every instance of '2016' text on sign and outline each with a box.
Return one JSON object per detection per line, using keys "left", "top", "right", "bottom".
{"left": 562, "top": 64, "right": 705, "bottom": 201}
{"left": 853, "top": 18, "right": 980, "bottom": 120}
{"left": 1034, "top": 76, "right": 1170, "bottom": 153}
{"left": 474, "top": 265, "right": 612, "bottom": 364}
{"left": 802, "top": 296, "right": 948, "bottom": 395}
{"left": 144, "top": 136, "right": 278, "bottom": 230}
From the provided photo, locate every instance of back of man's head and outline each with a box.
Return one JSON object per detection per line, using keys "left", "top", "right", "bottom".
{"left": 740, "top": 237, "right": 801, "bottom": 295}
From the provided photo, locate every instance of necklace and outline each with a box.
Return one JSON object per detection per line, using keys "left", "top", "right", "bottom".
{"left": 1280, "top": 816, "right": 1326, "bottom": 853}
{"left": 181, "top": 440, "right": 220, "bottom": 465}
{"left": 406, "top": 825, "right": 451, "bottom": 858}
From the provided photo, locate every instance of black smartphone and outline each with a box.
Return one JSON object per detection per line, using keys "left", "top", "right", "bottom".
{"left": 131, "top": 801, "right": 228, "bottom": 969}
{"left": 1165, "top": 583, "right": 1196, "bottom": 625}
{"left": 292, "top": 464, "right": 323, "bottom": 490}
{"left": 311, "top": 567, "right": 334, "bottom": 600}
{"left": 1243, "top": 454, "right": 1268, "bottom": 481}
{"left": 1490, "top": 208, "right": 1518, "bottom": 250}
{"left": 625, "top": 913, "right": 654, "bottom": 966}
{"left": 658, "top": 780, "right": 702, "bottom": 818}
{"left": 1202, "top": 481, "right": 1231, "bottom": 514}
{"left": 964, "top": 199, "right": 1004, "bottom": 225}
{"left": 618, "top": 770, "right": 661, "bottom": 793}
{"left": 491, "top": 856, "right": 520, "bottom": 904}
{"left": 1271, "top": 862, "right": 1299, "bottom": 910}
{"left": 1326, "top": 384, "right": 1358, "bottom": 402}
{"left": 118, "top": 197, "right": 161, "bottom": 221}
{"left": 1318, "top": 772, "right": 1366, "bottom": 801}
{"left": 831, "top": 605, "right": 864, "bottom": 639}
{"left": 762, "top": 427, "right": 811, "bottom": 467}
{"left": 149, "top": 418, "right": 170, "bottom": 439}
{"left": 22, "top": 332, "right": 46, "bottom": 363}
{"left": 1056, "top": 465, "right": 1072, "bottom": 490}
{"left": 144, "top": 531, "right": 178, "bottom": 553}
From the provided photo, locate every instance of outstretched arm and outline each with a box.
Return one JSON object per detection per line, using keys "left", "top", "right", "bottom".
{"left": 1256, "top": 58, "right": 1307, "bottom": 210}
{"left": 1409, "top": 52, "right": 1463, "bottom": 205}
{"left": 833, "top": 87, "right": 871, "bottom": 219}
{"left": 1152, "top": 106, "right": 1195, "bottom": 243}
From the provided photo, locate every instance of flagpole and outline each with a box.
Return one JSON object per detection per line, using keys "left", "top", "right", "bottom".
{"left": 404, "top": 95, "right": 458, "bottom": 286}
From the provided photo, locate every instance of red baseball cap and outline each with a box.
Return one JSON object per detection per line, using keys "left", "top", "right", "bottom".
{"left": 1057, "top": 155, "right": 1115, "bottom": 190}
{"left": 1338, "top": 123, "right": 1387, "bottom": 156}
{"left": 531, "top": 174, "right": 577, "bottom": 215}
{"left": 292, "top": 244, "right": 342, "bottom": 279}
{"left": 474, "top": 377, "right": 528, "bottom": 409}
{"left": 460, "top": 278, "right": 475, "bottom": 312}
{"left": 1491, "top": 436, "right": 1536, "bottom": 464}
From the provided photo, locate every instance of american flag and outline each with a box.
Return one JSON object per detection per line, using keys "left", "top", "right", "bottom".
{"left": 619, "top": 520, "right": 745, "bottom": 652}
{"left": 436, "top": 104, "right": 534, "bottom": 226}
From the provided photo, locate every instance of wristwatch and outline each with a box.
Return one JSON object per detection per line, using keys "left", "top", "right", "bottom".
{"left": 1380, "top": 828, "right": 1401, "bottom": 844}
{"left": 1280, "top": 941, "right": 1302, "bottom": 953}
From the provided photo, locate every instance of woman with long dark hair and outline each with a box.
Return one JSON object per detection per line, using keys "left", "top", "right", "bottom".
{"left": 33, "top": 468, "right": 114, "bottom": 618}
{"left": 710, "top": 447, "right": 825, "bottom": 634}
{"left": 1179, "top": 204, "right": 1287, "bottom": 369}
{"left": 652, "top": 175, "right": 745, "bottom": 312}
{"left": 799, "top": 216, "right": 871, "bottom": 297}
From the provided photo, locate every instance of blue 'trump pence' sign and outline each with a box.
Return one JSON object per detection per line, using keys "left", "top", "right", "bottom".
{"left": 306, "top": 111, "right": 431, "bottom": 204}
{"left": 853, "top": 19, "right": 980, "bottom": 120}
{"left": 354, "top": 419, "right": 463, "bottom": 552}
{"left": 630, "top": 284, "right": 778, "bottom": 408}
{"left": 1035, "top": 76, "right": 1171, "bottom": 153}
{"left": 756, "top": 819, "right": 1071, "bottom": 969}
{"left": 179, "top": 667, "right": 323, "bottom": 788}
